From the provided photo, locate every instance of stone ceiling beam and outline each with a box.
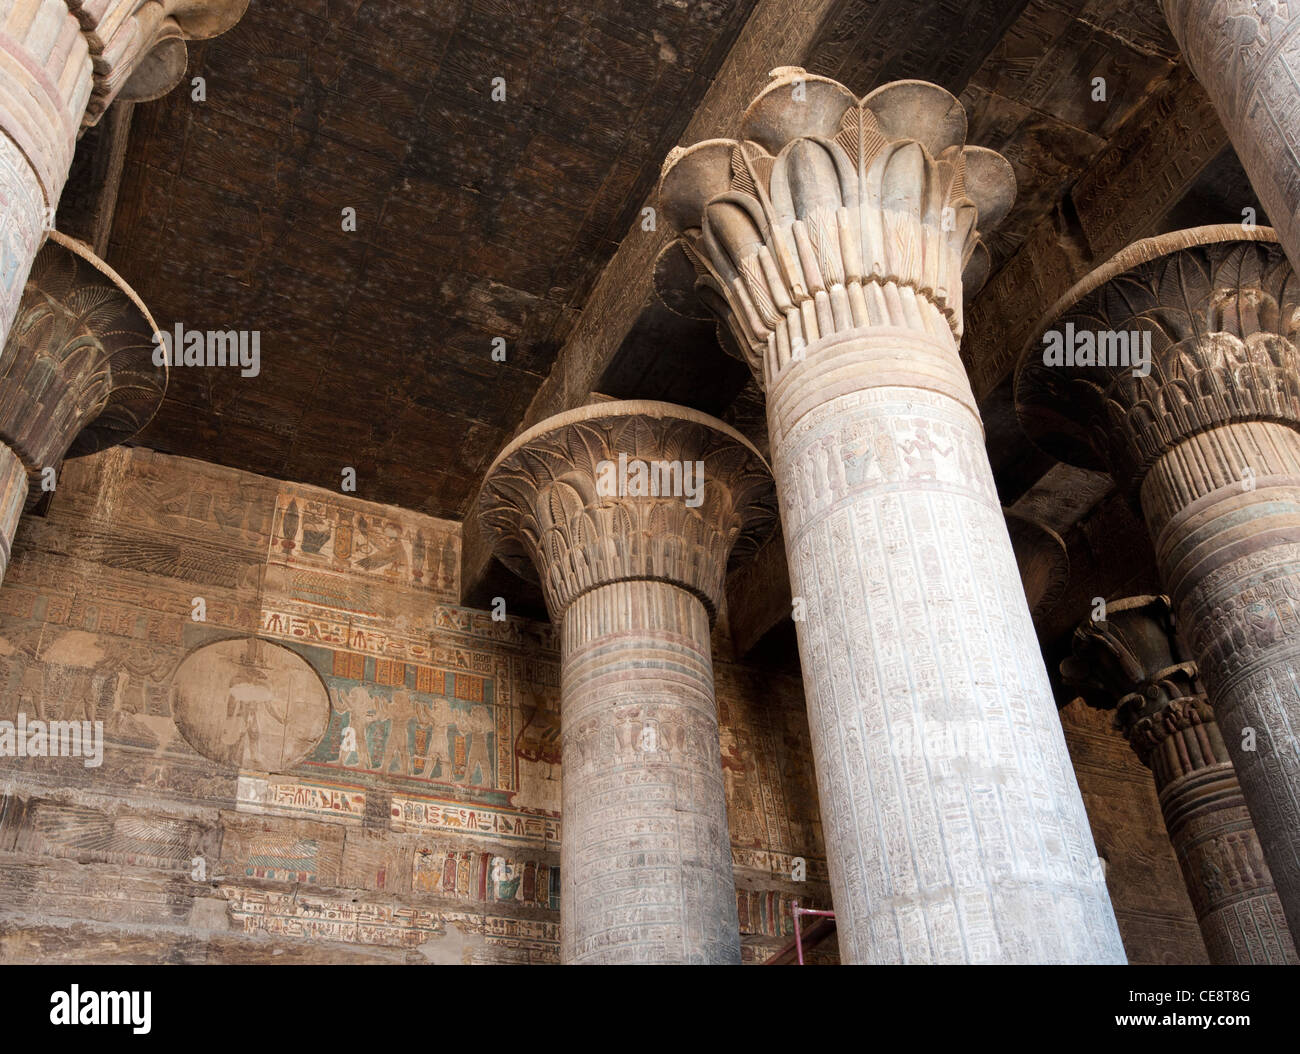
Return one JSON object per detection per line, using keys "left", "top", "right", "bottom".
{"left": 59, "top": 100, "right": 136, "bottom": 257}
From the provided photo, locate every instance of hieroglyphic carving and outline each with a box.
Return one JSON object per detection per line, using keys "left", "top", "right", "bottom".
{"left": 1163, "top": 0, "right": 1300, "bottom": 273}
{"left": 0, "top": 135, "right": 47, "bottom": 346}
{"left": 236, "top": 775, "right": 367, "bottom": 824}
{"left": 778, "top": 384, "right": 1123, "bottom": 963}
{"left": 269, "top": 491, "right": 460, "bottom": 601}
{"left": 661, "top": 70, "right": 1124, "bottom": 964}
{"left": 0, "top": 0, "right": 95, "bottom": 206}
{"left": 219, "top": 884, "right": 559, "bottom": 960}
{"left": 390, "top": 794, "right": 560, "bottom": 850}
{"left": 482, "top": 399, "right": 777, "bottom": 964}
{"left": 1062, "top": 595, "right": 1297, "bottom": 964}
{"left": 0, "top": 440, "right": 827, "bottom": 963}
{"left": 1020, "top": 224, "right": 1300, "bottom": 941}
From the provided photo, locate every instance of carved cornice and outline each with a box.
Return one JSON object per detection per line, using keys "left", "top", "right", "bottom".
{"left": 480, "top": 400, "right": 778, "bottom": 622}
{"left": 0, "top": 231, "right": 166, "bottom": 479}
{"left": 1016, "top": 225, "right": 1300, "bottom": 496}
{"left": 656, "top": 69, "right": 1015, "bottom": 383}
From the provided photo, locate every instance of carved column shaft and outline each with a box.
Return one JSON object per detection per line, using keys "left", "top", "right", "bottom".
{"left": 1141, "top": 421, "right": 1300, "bottom": 933}
{"left": 660, "top": 71, "right": 1124, "bottom": 963}
{"left": 560, "top": 579, "right": 734, "bottom": 963}
{"left": 1063, "top": 595, "right": 1297, "bottom": 964}
{"left": 1158, "top": 741, "right": 1296, "bottom": 965}
{"left": 481, "top": 401, "right": 777, "bottom": 964}
{"left": 1161, "top": 0, "right": 1300, "bottom": 274}
{"left": 777, "top": 327, "right": 1120, "bottom": 963}
{"left": 1019, "top": 226, "right": 1300, "bottom": 942}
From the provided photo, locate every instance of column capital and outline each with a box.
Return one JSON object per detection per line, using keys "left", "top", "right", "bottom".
{"left": 1015, "top": 225, "right": 1300, "bottom": 496}
{"left": 1060, "top": 594, "right": 1206, "bottom": 765}
{"left": 656, "top": 70, "right": 1015, "bottom": 385}
{"left": 479, "top": 400, "right": 777, "bottom": 622}
{"left": 79, "top": 0, "right": 250, "bottom": 125}
{"left": 0, "top": 231, "right": 166, "bottom": 483}
{"left": 0, "top": 1, "right": 249, "bottom": 206}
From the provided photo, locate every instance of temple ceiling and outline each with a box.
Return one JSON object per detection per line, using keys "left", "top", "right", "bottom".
{"left": 54, "top": 0, "right": 1269, "bottom": 657}
{"left": 89, "top": 0, "right": 759, "bottom": 515}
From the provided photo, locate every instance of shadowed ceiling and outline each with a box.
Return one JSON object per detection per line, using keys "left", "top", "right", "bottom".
{"left": 68, "top": 0, "right": 1254, "bottom": 555}
{"left": 101, "top": 0, "right": 757, "bottom": 517}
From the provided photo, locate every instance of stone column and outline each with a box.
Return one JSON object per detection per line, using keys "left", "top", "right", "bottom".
{"left": 1160, "top": 1, "right": 1300, "bottom": 274}
{"left": 1017, "top": 224, "right": 1300, "bottom": 942}
{"left": 0, "top": 0, "right": 246, "bottom": 341}
{"left": 658, "top": 70, "right": 1125, "bottom": 963}
{"left": 1061, "top": 595, "right": 1297, "bottom": 964}
{"left": 480, "top": 400, "right": 777, "bottom": 964}
{"left": 0, "top": 231, "right": 165, "bottom": 580}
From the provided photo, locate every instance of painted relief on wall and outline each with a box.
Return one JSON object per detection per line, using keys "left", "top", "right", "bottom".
{"left": 172, "top": 638, "right": 331, "bottom": 770}
{"left": 269, "top": 492, "right": 459, "bottom": 600}
{"left": 307, "top": 646, "right": 500, "bottom": 789}
{"left": 412, "top": 847, "right": 559, "bottom": 909}
{"left": 257, "top": 568, "right": 564, "bottom": 819}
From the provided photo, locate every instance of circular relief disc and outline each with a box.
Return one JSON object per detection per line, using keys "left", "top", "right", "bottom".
{"left": 171, "top": 638, "right": 330, "bottom": 771}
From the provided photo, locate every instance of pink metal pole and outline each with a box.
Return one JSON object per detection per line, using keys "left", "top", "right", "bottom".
{"left": 790, "top": 901, "right": 836, "bottom": 965}
{"left": 793, "top": 899, "right": 804, "bottom": 965}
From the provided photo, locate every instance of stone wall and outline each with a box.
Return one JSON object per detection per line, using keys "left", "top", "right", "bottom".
{"left": 0, "top": 447, "right": 832, "bottom": 963}
{"left": 0, "top": 445, "right": 1209, "bottom": 964}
